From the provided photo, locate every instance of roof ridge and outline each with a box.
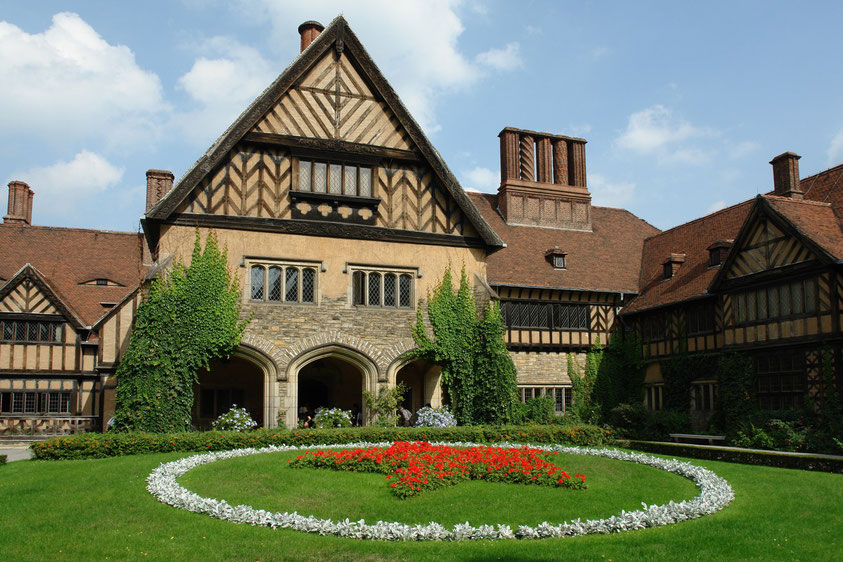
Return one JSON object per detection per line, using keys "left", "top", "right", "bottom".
{"left": 643, "top": 198, "right": 753, "bottom": 241}
{"left": 764, "top": 194, "right": 832, "bottom": 207}
{"left": 0, "top": 223, "right": 140, "bottom": 236}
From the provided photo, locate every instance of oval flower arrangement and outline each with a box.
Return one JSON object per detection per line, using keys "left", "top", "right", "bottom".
{"left": 289, "top": 441, "right": 586, "bottom": 499}
{"left": 147, "top": 441, "right": 734, "bottom": 541}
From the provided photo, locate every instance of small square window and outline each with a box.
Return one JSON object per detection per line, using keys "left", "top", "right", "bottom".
{"left": 553, "top": 255, "right": 566, "bottom": 269}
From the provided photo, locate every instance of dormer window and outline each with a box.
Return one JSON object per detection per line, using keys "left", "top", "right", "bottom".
{"left": 545, "top": 247, "right": 567, "bottom": 270}
{"left": 662, "top": 253, "right": 686, "bottom": 279}
{"left": 707, "top": 239, "right": 732, "bottom": 267}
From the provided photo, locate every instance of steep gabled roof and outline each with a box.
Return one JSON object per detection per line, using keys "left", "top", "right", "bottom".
{"left": 468, "top": 192, "right": 659, "bottom": 293}
{"left": 0, "top": 223, "right": 145, "bottom": 326}
{"left": 622, "top": 200, "right": 752, "bottom": 315}
{"left": 764, "top": 195, "right": 843, "bottom": 260}
{"left": 146, "top": 15, "right": 502, "bottom": 247}
{"left": 0, "top": 264, "right": 86, "bottom": 330}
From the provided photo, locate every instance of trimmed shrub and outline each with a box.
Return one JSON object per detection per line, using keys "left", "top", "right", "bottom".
{"left": 30, "top": 424, "right": 612, "bottom": 461}
{"left": 211, "top": 406, "right": 258, "bottom": 432}
{"left": 609, "top": 402, "right": 692, "bottom": 441}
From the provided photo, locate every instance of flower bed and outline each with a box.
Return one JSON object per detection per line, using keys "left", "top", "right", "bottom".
{"left": 289, "top": 441, "right": 586, "bottom": 498}
{"left": 147, "top": 441, "right": 734, "bottom": 541}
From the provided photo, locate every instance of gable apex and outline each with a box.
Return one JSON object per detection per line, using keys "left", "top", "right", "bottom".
{"left": 0, "top": 264, "right": 86, "bottom": 329}
{"left": 147, "top": 15, "right": 502, "bottom": 248}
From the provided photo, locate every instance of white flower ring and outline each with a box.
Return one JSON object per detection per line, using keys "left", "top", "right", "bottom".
{"left": 146, "top": 441, "right": 733, "bottom": 541}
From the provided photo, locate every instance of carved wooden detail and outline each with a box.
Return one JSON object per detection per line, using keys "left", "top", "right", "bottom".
{"left": 726, "top": 218, "right": 815, "bottom": 279}
{"left": 251, "top": 51, "right": 412, "bottom": 151}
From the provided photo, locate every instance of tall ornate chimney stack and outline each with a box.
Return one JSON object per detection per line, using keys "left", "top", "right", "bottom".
{"left": 298, "top": 21, "right": 325, "bottom": 52}
{"left": 3, "top": 181, "right": 34, "bottom": 225}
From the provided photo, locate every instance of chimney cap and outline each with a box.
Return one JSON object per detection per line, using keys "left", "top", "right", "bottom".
{"left": 769, "top": 151, "right": 801, "bottom": 165}
{"left": 298, "top": 20, "right": 325, "bottom": 34}
{"left": 146, "top": 169, "right": 175, "bottom": 179}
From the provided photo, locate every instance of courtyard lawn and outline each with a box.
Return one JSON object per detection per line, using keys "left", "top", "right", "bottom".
{"left": 0, "top": 448, "right": 840, "bottom": 561}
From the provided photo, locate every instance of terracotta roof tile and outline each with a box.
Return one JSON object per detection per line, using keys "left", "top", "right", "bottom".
{"left": 0, "top": 224, "right": 145, "bottom": 326}
{"left": 764, "top": 195, "right": 843, "bottom": 260}
{"left": 468, "top": 192, "right": 659, "bottom": 293}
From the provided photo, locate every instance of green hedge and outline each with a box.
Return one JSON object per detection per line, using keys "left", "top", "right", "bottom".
{"left": 624, "top": 440, "right": 843, "bottom": 473}
{"left": 30, "top": 424, "right": 612, "bottom": 461}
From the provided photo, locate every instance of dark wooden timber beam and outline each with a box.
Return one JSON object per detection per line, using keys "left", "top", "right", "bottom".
{"left": 243, "top": 132, "right": 421, "bottom": 163}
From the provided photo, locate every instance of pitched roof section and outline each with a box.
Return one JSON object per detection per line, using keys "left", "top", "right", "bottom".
{"left": 0, "top": 224, "right": 144, "bottom": 327}
{"left": 622, "top": 201, "right": 752, "bottom": 315}
{"left": 624, "top": 162, "right": 843, "bottom": 315}
{"left": 468, "top": 192, "right": 659, "bottom": 293}
{"left": 146, "top": 16, "right": 502, "bottom": 247}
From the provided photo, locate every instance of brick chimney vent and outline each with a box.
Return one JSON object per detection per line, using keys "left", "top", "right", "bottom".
{"left": 146, "top": 169, "right": 175, "bottom": 213}
{"left": 770, "top": 151, "right": 803, "bottom": 200}
{"left": 298, "top": 20, "right": 325, "bottom": 53}
{"left": 4, "top": 180, "right": 34, "bottom": 225}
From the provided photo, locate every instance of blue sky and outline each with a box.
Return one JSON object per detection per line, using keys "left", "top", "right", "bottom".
{"left": 2, "top": 1, "right": 842, "bottom": 233}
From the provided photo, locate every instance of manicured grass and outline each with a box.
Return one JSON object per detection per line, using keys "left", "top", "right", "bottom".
{"left": 179, "top": 449, "right": 698, "bottom": 528}
{"left": 0, "top": 447, "right": 840, "bottom": 561}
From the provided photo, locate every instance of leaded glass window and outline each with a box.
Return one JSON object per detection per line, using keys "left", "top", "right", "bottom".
{"left": 296, "top": 159, "right": 375, "bottom": 198}
{"left": 351, "top": 268, "right": 415, "bottom": 308}
{"left": 250, "top": 266, "right": 265, "bottom": 300}
{"left": 384, "top": 274, "right": 396, "bottom": 307}
{"left": 285, "top": 268, "right": 299, "bottom": 302}
{"left": 268, "top": 267, "right": 282, "bottom": 301}
{"left": 368, "top": 272, "right": 381, "bottom": 306}
{"left": 302, "top": 268, "right": 315, "bottom": 303}
{"left": 352, "top": 271, "right": 366, "bottom": 305}
{"left": 313, "top": 162, "right": 327, "bottom": 193}
{"left": 399, "top": 274, "right": 412, "bottom": 308}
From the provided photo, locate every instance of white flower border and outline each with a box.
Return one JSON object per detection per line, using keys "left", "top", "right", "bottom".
{"left": 146, "top": 441, "right": 734, "bottom": 541}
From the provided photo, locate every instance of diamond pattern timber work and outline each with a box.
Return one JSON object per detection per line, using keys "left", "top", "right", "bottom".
{"left": 251, "top": 52, "right": 413, "bottom": 151}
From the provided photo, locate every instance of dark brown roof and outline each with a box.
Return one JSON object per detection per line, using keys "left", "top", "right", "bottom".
{"left": 468, "top": 192, "right": 660, "bottom": 293}
{"left": 624, "top": 163, "right": 843, "bottom": 315}
{"left": 622, "top": 201, "right": 752, "bottom": 314}
{"left": 0, "top": 224, "right": 144, "bottom": 326}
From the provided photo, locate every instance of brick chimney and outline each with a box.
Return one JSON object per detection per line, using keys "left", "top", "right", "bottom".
{"left": 298, "top": 20, "right": 324, "bottom": 52}
{"left": 3, "top": 181, "right": 34, "bottom": 225}
{"left": 146, "top": 169, "right": 174, "bottom": 212}
{"left": 497, "top": 127, "right": 591, "bottom": 231}
{"left": 770, "top": 152, "right": 803, "bottom": 200}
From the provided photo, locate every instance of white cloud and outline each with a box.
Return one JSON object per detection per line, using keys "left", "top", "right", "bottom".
{"left": 0, "top": 12, "right": 167, "bottom": 148}
{"left": 664, "top": 147, "right": 714, "bottom": 166}
{"left": 729, "top": 140, "right": 760, "bottom": 159}
{"left": 242, "top": 1, "right": 520, "bottom": 134}
{"left": 828, "top": 128, "right": 843, "bottom": 165}
{"left": 616, "top": 105, "right": 708, "bottom": 153}
{"left": 10, "top": 151, "right": 124, "bottom": 220}
{"left": 590, "top": 46, "right": 611, "bottom": 60}
{"left": 461, "top": 166, "right": 499, "bottom": 192}
{"left": 476, "top": 42, "right": 522, "bottom": 71}
{"left": 588, "top": 173, "right": 636, "bottom": 207}
{"left": 174, "top": 36, "right": 277, "bottom": 146}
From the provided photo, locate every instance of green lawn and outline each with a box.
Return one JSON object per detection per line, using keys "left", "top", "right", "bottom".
{"left": 0, "top": 447, "right": 840, "bottom": 561}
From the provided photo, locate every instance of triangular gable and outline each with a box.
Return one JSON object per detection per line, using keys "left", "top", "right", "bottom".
{"left": 711, "top": 196, "right": 831, "bottom": 289}
{"left": 147, "top": 16, "right": 502, "bottom": 247}
{"left": 0, "top": 264, "right": 85, "bottom": 330}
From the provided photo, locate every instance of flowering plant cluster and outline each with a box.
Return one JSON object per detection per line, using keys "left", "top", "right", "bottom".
{"left": 289, "top": 441, "right": 585, "bottom": 499}
{"left": 313, "top": 408, "right": 353, "bottom": 429}
{"left": 414, "top": 406, "right": 457, "bottom": 428}
{"left": 147, "top": 441, "right": 734, "bottom": 541}
{"left": 211, "top": 406, "right": 258, "bottom": 432}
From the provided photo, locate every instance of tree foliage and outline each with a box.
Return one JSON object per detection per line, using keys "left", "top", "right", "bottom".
{"left": 113, "top": 231, "right": 248, "bottom": 432}
{"left": 412, "top": 267, "right": 518, "bottom": 425}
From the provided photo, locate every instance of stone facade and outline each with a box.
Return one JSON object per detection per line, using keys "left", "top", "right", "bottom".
{"left": 510, "top": 350, "right": 586, "bottom": 386}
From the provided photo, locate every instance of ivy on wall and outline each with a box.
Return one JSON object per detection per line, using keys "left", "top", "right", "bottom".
{"left": 412, "top": 267, "right": 518, "bottom": 425}
{"left": 113, "top": 231, "right": 248, "bottom": 433}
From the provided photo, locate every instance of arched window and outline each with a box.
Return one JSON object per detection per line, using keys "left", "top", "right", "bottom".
{"left": 383, "top": 274, "right": 396, "bottom": 307}
{"left": 368, "top": 272, "right": 381, "bottom": 306}
{"left": 268, "top": 266, "right": 282, "bottom": 301}
{"left": 285, "top": 268, "right": 299, "bottom": 302}
{"left": 302, "top": 268, "right": 316, "bottom": 303}
{"left": 250, "top": 265, "right": 265, "bottom": 300}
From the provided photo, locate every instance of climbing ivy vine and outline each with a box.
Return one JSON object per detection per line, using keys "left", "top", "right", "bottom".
{"left": 411, "top": 267, "right": 518, "bottom": 425}
{"left": 113, "top": 231, "right": 248, "bottom": 432}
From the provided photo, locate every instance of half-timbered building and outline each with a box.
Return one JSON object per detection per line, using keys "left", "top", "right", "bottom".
{"left": 3, "top": 15, "right": 841, "bottom": 435}
{"left": 622, "top": 154, "right": 843, "bottom": 424}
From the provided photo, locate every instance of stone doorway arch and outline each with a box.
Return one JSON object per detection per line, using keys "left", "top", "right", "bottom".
{"left": 285, "top": 344, "right": 379, "bottom": 427}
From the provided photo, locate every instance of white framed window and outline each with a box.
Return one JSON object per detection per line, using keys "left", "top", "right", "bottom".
{"left": 518, "top": 386, "right": 572, "bottom": 414}
{"left": 248, "top": 260, "right": 319, "bottom": 304}
{"left": 349, "top": 265, "right": 415, "bottom": 309}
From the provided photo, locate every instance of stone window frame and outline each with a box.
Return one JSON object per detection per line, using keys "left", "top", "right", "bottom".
{"left": 518, "top": 385, "right": 572, "bottom": 415}
{"left": 347, "top": 264, "right": 417, "bottom": 309}
{"left": 246, "top": 258, "right": 322, "bottom": 306}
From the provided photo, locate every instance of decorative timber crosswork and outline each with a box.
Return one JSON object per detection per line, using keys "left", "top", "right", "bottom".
{"left": 0, "top": 279, "right": 59, "bottom": 315}
{"left": 726, "top": 219, "right": 815, "bottom": 279}
{"left": 251, "top": 52, "right": 413, "bottom": 151}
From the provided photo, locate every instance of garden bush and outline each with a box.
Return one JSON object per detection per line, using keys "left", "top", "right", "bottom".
{"left": 413, "top": 405, "right": 457, "bottom": 427}
{"left": 313, "top": 408, "right": 353, "bottom": 429}
{"left": 609, "top": 402, "right": 691, "bottom": 441}
{"left": 0, "top": 454, "right": 6, "bottom": 466}
{"left": 211, "top": 406, "right": 258, "bottom": 432}
{"left": 30, "top": 423, "right": 612, "bottom": 460}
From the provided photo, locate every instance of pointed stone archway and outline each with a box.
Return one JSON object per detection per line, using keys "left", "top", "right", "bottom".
{"left": 386, "top": 357, "right": 443, "bottom": 416}
{"left": 192, "top": 344, "right": 280, "bottom": 429}
{"left": 285, "top": 344, "right": 379, "bottom": 428}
